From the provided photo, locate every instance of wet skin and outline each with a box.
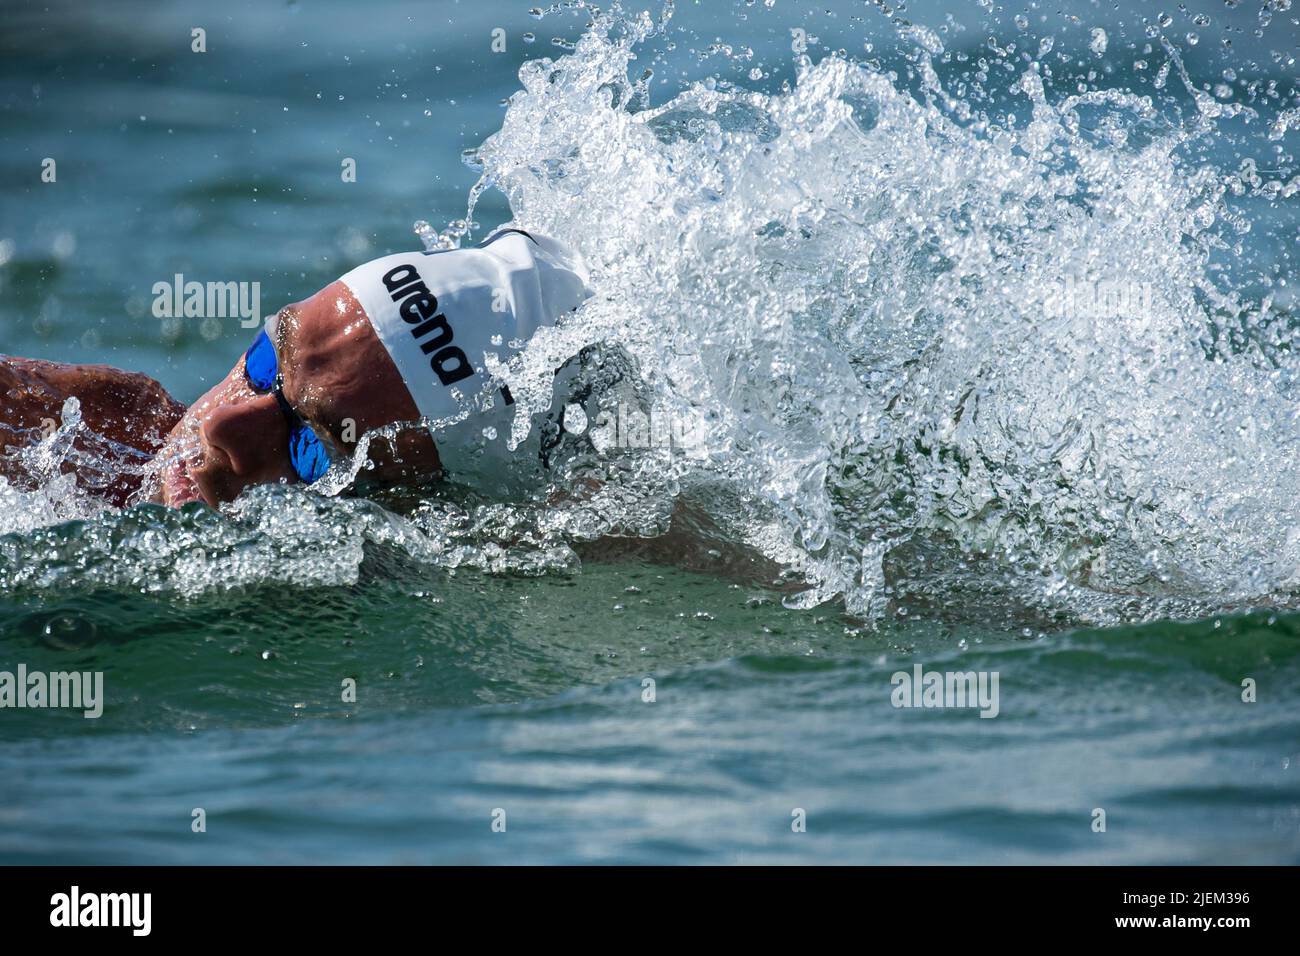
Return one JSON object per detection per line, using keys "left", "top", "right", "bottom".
{"left": 1, "top": 281, "right": 442, "bottom": 508}
{"left": 0, "top": 357, "right": 186, "bottom": 506}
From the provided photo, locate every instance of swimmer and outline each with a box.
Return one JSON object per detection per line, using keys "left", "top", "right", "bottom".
{"left": 0, "top": 228, "right": 592, "bottom": 508}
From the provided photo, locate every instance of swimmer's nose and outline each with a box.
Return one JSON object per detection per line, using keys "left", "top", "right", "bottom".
{"left": 200, "top": 394, "right": 292, "bottom": 483}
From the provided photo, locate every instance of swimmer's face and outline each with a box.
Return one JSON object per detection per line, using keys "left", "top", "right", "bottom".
{"left": 155, "top": 280, "right": 442, "bottom": 507}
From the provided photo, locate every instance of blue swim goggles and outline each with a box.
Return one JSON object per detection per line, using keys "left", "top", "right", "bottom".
{"left": 242, "top": 329, "right": 334, "bottom": 484}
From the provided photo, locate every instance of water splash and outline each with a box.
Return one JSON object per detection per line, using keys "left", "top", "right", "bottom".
{"left": 455, "top": 3, "right": 1300, "bottom": 623}
{"left": 0, "top": 397, "right": 135, "bottom": 534}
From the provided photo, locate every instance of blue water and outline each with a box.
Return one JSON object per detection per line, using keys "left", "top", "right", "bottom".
{"left": 2, "top": 0, "right": 1300, "bottom": 864}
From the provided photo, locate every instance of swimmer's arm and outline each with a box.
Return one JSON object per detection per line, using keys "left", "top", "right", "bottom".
{"left": 0, "top": 354, "right": 185, "bottom": 458}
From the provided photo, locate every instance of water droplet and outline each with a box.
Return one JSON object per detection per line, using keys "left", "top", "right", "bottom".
{"left": 563, "top": 403, "right": 589, "bottom": 434}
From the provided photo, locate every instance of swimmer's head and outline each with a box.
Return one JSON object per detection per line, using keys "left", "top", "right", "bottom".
{"left": 155, "top": 280, "right": 441, "bottom": 507}
{"left": 155, "top": 230, "right": 590, "bottom": 507}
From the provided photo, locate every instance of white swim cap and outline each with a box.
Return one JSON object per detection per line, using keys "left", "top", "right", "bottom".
{"left": 338, "top": 229, "right": 592, "bottom": 431}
